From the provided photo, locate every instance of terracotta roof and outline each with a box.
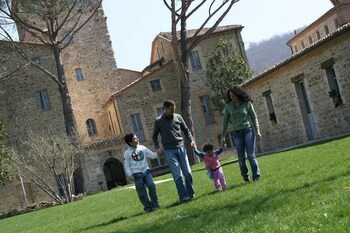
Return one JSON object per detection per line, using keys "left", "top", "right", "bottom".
{"left": 109, "top": 60, "right": 174, "bottom": 99}
{"left": 158, "top": 24, "right": 243, "bottom": 41}
{"left": 243, "top": 22, "right": 350, "bottom": 87}
{"left": 84, "top": 135, "right": 125, "bottom": 150}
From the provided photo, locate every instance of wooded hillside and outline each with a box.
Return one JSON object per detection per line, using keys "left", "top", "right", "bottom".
{"left": 246, "top": 29, "right": 304, "bottom": 75}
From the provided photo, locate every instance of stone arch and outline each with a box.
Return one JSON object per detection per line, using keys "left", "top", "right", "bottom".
{"left": 101, "top": 150, "right": 127, "bottom": 190}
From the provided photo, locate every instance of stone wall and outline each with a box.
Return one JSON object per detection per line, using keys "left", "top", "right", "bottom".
{"left": 0, "top": 179, "right": 53, "bottom": 213}
{"left": 0, "top": 42, "right": 65, "bottom": 137}
{"left": 148, "top": 28, "right": 248, "bottom": 149}
{"left": 114, "top": 61, "right": 181, "bottom": 150}
{"left": 82, "top": 145, "right": 125, "bottom": 194}
{"left": 288, "top": 1, "right": 350, "bottom": 54}
{"left": 189, "top": 30, "right": 248, "bottom": 149}
{"left": 244, "top": 27, "right": 350, "bottom": 152}
{"left": 62, "top": 7, "right": 142, "bottom": 143}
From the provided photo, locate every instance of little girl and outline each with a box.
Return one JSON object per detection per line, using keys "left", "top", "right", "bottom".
{"left": 194, "top": 143, "right": 227, "bottom": 191}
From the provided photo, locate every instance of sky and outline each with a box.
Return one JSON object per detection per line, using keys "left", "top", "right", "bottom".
{"left": 102, "top": 0, "right": 334, "bottom": 71}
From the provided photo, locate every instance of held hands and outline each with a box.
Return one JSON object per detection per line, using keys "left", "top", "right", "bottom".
{"left": 220, "top": 139, "right": 227, "bottom": 148}
{"left": 156, "top": 148, "right": 164, "bottom": 156}
{"left": 191, "top": 141, "right": 197, "bottom": 150}
{"left": 256, "top": 133, "right": 262, "bottom": 141}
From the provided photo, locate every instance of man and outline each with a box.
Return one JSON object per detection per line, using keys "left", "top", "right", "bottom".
{"left": 152, "top": 100, "right": 196, "bottom": 203}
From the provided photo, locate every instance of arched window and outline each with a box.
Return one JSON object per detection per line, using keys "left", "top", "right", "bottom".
{"left": 75, "top": 68, "right": 84, "bottom": 81}
{"left": 63, "top": 32, "right": 74, "bottom": 44}
{"left": 86, "top": 118, "right": 98, "bottom": 136}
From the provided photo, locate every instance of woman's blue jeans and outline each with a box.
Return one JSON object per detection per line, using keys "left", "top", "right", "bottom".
{"left": 232, "top": 127, "right": 261, "bottom": 181}
{"left": 164, "top": 147, "right": 195, "bottom": 202}
{"left": 133, "top": 169, "right": 159, "bottom": 212}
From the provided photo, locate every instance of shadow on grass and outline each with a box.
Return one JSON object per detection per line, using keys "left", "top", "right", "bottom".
{"left": 76, "top": 174, "right": 250, "bottom": 232}
{"left": 192, "top": 158, "right": 238, "bottom": 174}
{"left": 75, "top": 212, "right": 144, "bottom": 232}
{"left": 253, "top": 170, "right": 350, "bottom": 213}
{"left": 258, "top": 134, "right": 350, "bottom": 157}
{"left": 123, "top": 170, "right": 349, "bottom": 233}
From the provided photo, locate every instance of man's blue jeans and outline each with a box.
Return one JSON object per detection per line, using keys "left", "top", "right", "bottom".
{"left": 232, "top": 127, "right": 261, "bottom": 181}
{"left": 133, "top": 169, "right": 159, "bottom": 212}
{"left": 164, "top": 147, "right": 195, "bottom": 202}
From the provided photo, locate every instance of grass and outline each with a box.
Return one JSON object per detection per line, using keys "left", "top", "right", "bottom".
{"left": 1, "top": 136, "right": 349, "bottom": 233}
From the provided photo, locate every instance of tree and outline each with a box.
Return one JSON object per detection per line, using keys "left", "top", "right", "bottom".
{"left": 163, "top": 0, "right": 239, "bottom": 164}
{"left": 0, "top": 120, "right": 13, "bottom": 186}
{"left": 207, "top": 39, "right": 252, "bottom": 115}
{"left": 0, "top": 0, "right": 103, "bottom": 193}
{"left": 10, "top": 128, "right": 85, "bottom": 204}
{"left": 0, "top": 0, "right": 102, "bottom": 136}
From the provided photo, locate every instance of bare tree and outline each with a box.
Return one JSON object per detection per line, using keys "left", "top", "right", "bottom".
{"left": 0, "top": 0, "right": 102, "bottom": 136}
{"left": 163, "top": 0, "right": 239, "bottom": 164}
{"left": 0, "top": 120, "right": 13, "bottom": 186}
{"left": 0, "top": 0, "right": 103, "bottom": 193}
{"left": 10, "top": 128, "right": 85, "bottom": 204}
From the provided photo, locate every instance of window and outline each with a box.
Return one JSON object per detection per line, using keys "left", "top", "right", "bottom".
{"left": 324, "top": 25, "right": 329, "bottom": 35}
{"left": 150, "top": 79, "right": 161, "bottom": 92}
{"left": 58, "top": 174, "right": 68, "bottom": 198}
{"left": 199, "top": 95, "right": 215, "bottom": 125}
{"left": 130, "top": 113, "right": 145, "bottom": 141}
{"left": 316, "top": 31, "right": 321, "bottom": 40}
{"left": 227, "top": 47, "right": 234, "bottom": 56}
{"left": 32, "top": 57, "right": 41, "bottom": 64}
{"left": 75, "top": 68, "right": 84, "bottom": 81}
{"left": 156, "top": 107, "right": 163, "bottom": 117}
{"left": 189, "top": 51, "right": 202, "bottom": 70}
{"left": 294, "top": 46, "right": 298, "bottom": 53}
{"left": 321, "top": 58, "right": 343, "bottom": 108}
{"left": 334, "top": 18, "right": 339, "bottom": 28}
{"left": 262, "top": 90, "right": 277, "bottom": 125}
{"left": 308, "top": 36, "right": 313, "bottom": 45}
{"left": 86, "top": 118, "right": 98, "bottom": 136}
{"left": 63, "top": 32, "right": 74, "bottom": 44}
{"left": 325, "top": 67, "right": 342, "bottom": 107}
{"left": 38, "top": 90, "right": 51, "bottom": 111}
{"left": 301, "top": 41, "right": 305, "bottom": 49}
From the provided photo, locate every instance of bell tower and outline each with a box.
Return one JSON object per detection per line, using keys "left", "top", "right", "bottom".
{"left": 12, "top": 0, "right": 133, "bottom": 141}
{"left": 330, "top": 0, "right": 350, "bottom": 6}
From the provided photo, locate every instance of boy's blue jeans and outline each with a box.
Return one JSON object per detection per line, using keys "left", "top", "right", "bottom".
{"left": 164, "top": 147, "right": 195, "bottom": 202}
{"left": 133, "top": 169, "right": 159, "bottom": 212}
{"left": 232, "top": 127, "right": 261, "bottom": 180}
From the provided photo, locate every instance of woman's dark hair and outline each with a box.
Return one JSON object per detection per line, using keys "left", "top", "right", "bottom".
{"left": 226, "top": 85, "right": 253, "bottom": 103}
{"left": 163, "top": 99, "right": 175, "bottom": 108}
{"left": 124, "top": 133, "right": 135, "bottom": 146}
{"left": 203, "top": 143, "right": 214, "bottom": 153}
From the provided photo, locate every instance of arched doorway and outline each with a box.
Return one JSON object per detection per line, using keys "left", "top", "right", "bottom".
{"left": 103, "top": 158, "right": 127, "bottom": 190}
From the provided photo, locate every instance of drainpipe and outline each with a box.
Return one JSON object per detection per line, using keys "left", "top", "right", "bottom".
{"left": 20, "top": 175, "right": 28, "bottom": 208}
{"left": 235, "top": 29, "right": 245, "bottom": 60}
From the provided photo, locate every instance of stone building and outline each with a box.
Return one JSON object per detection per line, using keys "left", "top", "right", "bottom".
{"left": 0, "top": 2, "right": 247, "bottom": 211}
{"left": 242, "top": 0, "right": 350, "bottom": 152}
{"left": 84, "top": 25, "right": 247, "bottom": 194}
{"left": 0, "top": 41, "right": 67, "bottom": 212}
{"left": 2, "top": 0, "right": 349, "bottom": 213}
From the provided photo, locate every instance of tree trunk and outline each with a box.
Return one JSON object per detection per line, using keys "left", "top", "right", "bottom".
{"left": 176, "top": 3, "right": 199, "bottom": 165}
{"left": 52, "top": 44, "right": 85, "bottom": 194}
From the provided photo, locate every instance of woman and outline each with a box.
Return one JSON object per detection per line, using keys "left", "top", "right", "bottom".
{"left": 220, "top": 85, "right": 261, "bottom": 182}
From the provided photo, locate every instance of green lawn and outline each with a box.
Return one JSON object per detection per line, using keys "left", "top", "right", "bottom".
{"left": 1, "top": 136, "right": 349, "bottom": 233}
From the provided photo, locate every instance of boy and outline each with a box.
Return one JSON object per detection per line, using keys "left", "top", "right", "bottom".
{"left": 124, "top": 133, "right": 160, "bottom": 212}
